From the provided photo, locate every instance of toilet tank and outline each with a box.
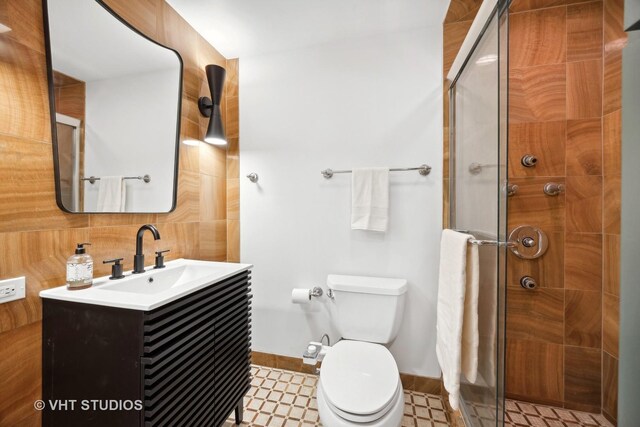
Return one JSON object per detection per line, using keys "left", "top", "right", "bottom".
{"left": 327, "top": 274, "right": 408, "bottom": 344}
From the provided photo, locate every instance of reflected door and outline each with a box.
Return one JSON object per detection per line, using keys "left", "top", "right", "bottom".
{"left": 56, "top": 113, "right": 81, "bottom": 212}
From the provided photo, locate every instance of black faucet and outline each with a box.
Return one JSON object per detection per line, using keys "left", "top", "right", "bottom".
{"left": 133, "top": 224, "right": 161, "bottom": 274}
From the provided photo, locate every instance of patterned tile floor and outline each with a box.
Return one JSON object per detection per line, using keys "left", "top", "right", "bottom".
{"left": 224, "top": 365, "right": 613, "bottom": 427}
{"left": 465, "top": 399, "right": 614, "bottom": 427}
{"left": 504, "top": 400, "right": 614, "bottom": 427}
{"left": 224, "top": 365, "right": 451, "bottom": 426}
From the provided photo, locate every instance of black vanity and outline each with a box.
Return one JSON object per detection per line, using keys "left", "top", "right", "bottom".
{"left": 42, "top": 270, "right": 252, "bottom": 426}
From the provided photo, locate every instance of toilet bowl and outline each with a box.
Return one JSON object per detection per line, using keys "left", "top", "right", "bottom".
{"left": 317, "top": 275, "right": 408, "bottom": 427}
{"left": 317, "top": 340, "right": 404, "bottom": 426}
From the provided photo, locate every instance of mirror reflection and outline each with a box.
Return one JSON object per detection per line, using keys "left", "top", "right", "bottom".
{"left": 45, "top": 0, "right": 182, "bottom": 213}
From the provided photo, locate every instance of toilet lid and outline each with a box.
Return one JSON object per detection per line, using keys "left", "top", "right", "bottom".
{"left": 320, "top": 340, "right": 399, "bottom": 416}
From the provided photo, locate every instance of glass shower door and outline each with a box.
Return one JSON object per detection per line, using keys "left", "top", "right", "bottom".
{"left": 448, "top": 5, "right": 508, "bottom": 426}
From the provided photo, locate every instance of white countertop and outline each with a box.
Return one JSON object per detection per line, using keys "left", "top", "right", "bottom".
{"left": 39, "top": 259, "right": 252, "bottom": 311}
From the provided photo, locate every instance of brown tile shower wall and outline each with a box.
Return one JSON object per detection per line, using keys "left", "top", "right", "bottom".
{"left": 505, "top": 0, "right": 623, "bottom": 422}
{"left": 442, "top": 0, "right": 624, "bottom": 422}
{"left": 0, "top": 1, "right": 238, "bottom": 425}
{"left": 601, "top": 0, "right": 624, "bottom": 422}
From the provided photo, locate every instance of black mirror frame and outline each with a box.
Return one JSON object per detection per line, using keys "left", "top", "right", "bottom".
{"left": 41, "top": 0, "right": 183, "bottom": 214}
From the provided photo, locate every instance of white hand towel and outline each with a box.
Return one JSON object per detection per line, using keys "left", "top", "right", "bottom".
{"left": 436, "top": 229, "right": 480, "bottom": 410}
{"left": 351, "top": 167, "right": 389, "bottom": 232}
{"left": 96, "top": 176, "right": 126, "bottom": 212}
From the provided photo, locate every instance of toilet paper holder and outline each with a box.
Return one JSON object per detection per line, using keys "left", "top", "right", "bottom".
{"left": 310, "top": 287, "right": 323, "bottom": 298}
{"left": 291, "top": 286, "right": 325, "bottom": 304}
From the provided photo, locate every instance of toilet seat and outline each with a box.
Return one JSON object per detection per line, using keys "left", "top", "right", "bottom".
{"left": 319, "top": 378, "right": 403, "bottom": 423}
{"left": 320, "top": 340, "right": 400, "bottom": 422}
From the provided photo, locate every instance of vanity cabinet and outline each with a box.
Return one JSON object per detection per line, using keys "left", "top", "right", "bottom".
{"left": 42, "top": 270, "right": 252, "bottom": 427}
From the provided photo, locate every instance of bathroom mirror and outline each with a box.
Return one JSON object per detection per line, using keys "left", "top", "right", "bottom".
{"left": 43, "top": 0, "right": 183, "bottom": 213}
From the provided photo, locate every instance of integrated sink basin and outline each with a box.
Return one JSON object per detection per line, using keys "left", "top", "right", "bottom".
{"left": 40, "top": 259, "right": 252, "bottom": 310}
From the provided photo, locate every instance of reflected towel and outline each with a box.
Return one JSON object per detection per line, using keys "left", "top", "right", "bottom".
{"left": 351, "top": 167, "right": 389, "bottom": 232}
{"left": 436, "top": 229, "right": 479, "bottom": 410}
{"left": 461, "top": 238, "right": 479, "bottom": 385}
{"left": 476, "top": 246, "right": 497, "bottom": 388}
{"left": 96, "top": 176, "right": 126, "bottom": 212}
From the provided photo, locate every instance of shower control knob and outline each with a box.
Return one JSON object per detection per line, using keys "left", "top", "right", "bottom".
{"left": 522, "top": 237, "right": 536, "bottom": 248}
{"left": 521, "top": 154, "right": 538, "bottom": 167}
{"left": 520, "top": 276, "right": 537, "bottom": 290}
{"left": 543, "top": 182, "right": 565, "bottom": 196}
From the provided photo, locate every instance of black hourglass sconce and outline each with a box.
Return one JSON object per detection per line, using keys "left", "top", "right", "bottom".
{"left": 198, "top": 64, "right": 226, "bottom": 146}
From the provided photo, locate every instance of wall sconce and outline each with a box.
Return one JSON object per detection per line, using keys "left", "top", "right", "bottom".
{"left": 198, "top": 64, "right": 226, "bottom": 146}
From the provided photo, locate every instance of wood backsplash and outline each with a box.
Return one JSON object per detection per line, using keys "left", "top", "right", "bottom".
{"left": 0, "top": 0, "right": 239, "bottom": 425}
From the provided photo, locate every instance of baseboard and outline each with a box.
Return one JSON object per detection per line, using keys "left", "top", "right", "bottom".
{"left": 602, "top": 409, "right": 617, "bottom": 426}
{"left": 505, "top": 392, "right": 564, "bottom": 409}
{"left": 252, "top": 351, "right": 319, "bottom": 375}
{"left": 564, "top": 401, "right": 602, "bottom": 415}
{"left": 399, "top": 373, "right": 442, "bottom": 395}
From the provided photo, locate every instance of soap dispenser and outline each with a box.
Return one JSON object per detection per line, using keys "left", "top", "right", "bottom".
{"left": 66, "top": 243, "right": 94, "bottom": 290}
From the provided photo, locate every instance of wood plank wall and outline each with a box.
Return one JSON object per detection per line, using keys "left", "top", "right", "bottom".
{"left": 442, "top": 0, "right": 623, "bottom": 422}
{"left": 0, "top": 1, "right": 239, "bottom": 425}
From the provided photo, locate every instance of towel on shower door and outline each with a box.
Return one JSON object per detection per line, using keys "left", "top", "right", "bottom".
{"left": 96, "top": 176, "right": 126, "bottom": 212}
{"left": 436, "top": 229, "right": 480, "bottom": 411}
{"left": 351, "top": 167, "right": 389, "bottom": 232}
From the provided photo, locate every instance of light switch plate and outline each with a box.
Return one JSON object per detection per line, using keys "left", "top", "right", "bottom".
{"left": 0, "top": 276, "right": 26, "bottom": 304}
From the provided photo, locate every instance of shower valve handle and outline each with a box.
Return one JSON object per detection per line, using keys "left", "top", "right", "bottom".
{"left": 521, "top": 154, "right": 538, "bottom": 167}
{"left": 544, "top": 182, "right": 565, "bottom": 196}
{"left": 520, "top": 276, "right": 537, "bottom": 289}
{"left": 508, "top": 225, "right": 549, "bottom": 260}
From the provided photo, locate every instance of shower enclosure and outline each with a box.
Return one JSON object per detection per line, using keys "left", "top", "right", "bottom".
{"left": 447, "top": 1, "right": 508, "bottom": 425}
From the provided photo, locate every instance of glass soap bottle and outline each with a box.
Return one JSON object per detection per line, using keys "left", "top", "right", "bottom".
{"left": 66, "top": 243, "right": 94, "bottom": 290}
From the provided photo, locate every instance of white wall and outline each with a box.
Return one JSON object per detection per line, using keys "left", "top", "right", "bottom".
{"left": 84, "top": 69, "right": 178, "bottom": 212}
{"left": 240, "top": 27, "right": 443, "bottom": 377}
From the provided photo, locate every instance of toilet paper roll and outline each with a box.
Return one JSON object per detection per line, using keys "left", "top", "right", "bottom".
{"left": 291, "top": 288, "right": 311, "bottom": 304}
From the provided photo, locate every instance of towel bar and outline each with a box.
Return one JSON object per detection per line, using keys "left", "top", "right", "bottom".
{"left": 469, "top": 239, "right": 516, "bottom": 248}
{"left": 451, "top": 229, "right": 516, "bottom": 248}
{"left": 81, "top": 175, "right": 151, "bottom": 185}
{"left": 321, "top": 164, "right": 431, "bottom": 179}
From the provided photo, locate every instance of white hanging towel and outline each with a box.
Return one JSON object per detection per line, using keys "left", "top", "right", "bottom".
{"left": 351, "top": 167, "right": 389, "bottom": 232}
{"left": 96, "top": 176, "right": 126, "bottom": 212}
{"left": 436, "top": 229, "right": 480, "bottom": 410}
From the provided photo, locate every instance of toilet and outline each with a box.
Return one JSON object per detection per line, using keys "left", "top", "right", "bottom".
{"left": 317, "top": 274, "right": 408, "bottom": 427}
